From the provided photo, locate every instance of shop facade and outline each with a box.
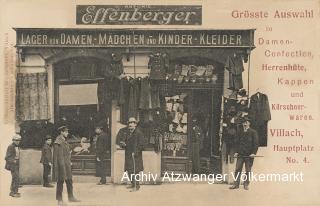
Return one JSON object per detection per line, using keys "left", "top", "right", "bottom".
{"left": 14, "top": 28, "right": 255, "bottom": 184}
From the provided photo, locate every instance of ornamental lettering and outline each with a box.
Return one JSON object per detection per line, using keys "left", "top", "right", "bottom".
{"left": 76, "top": 5, "right": 202, "bottom": 25}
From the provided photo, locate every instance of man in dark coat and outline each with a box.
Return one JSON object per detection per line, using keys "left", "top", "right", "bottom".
{"left": 5, "top": 134, "right": 22, "bottom": 198}
{"left": 116, "top": 117, "right": 144, "bottom": 192}
{"left": 95, "top": 124, "right": 109, "bottom": 185}
{"left": 191, "top": 118, "right": 204, "bottom": 174}
{"left": 40, "top": 135, "right": 53, "bottom": 187}
{"left": 230, "top": 117, "right": 259, "bottom": 190}
{"left": 53, "top": 126, "right": 80, "bottom": 206}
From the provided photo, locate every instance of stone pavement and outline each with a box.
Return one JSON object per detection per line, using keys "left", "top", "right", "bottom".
{"left": 0, "top": 175, "right": 319, "bottom": 206}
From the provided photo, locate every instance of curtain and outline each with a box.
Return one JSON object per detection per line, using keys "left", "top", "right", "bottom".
{"left": 16, "top": 73, "right": 50, "bottom": 121}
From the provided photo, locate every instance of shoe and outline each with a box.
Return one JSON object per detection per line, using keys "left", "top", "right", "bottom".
{"left": 57, "top": 200, "right": 64, "bottom": 206}
{"left": 126, "top": 185, "right": 134, "bottom": 189}
{"left": 229, "top": 185, "right": 239, "bottom": 190}
{"left": 44, "top": 184, "right": 54, "bottom": 188}
{"left": 97, "top": 182, "right": 107, "bottom": 185}
{"left": 244, "top": 185, "right": 249, "bottom": 190}
{"left": 68, "top": 197, "right": 81, "bottom": 202}
{"left": 130, "top": 185, "right": 140, "bottom": 192}
{"left": 9, "top": 193, "right": 20, "bottom": 198}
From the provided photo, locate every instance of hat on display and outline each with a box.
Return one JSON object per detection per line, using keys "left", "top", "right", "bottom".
{"left": 12, "top": 134, "right": 22, "bottom": 141}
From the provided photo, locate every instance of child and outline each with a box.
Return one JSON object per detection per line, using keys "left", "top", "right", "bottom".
{"left": 5, "top": 134, "right": 22, "bottom": 198}
{"left": 40, "top": 135, "right": 54, "bottom": 187}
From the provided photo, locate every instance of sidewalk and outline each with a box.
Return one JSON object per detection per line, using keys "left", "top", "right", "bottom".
{"left": 0, "top": 176, "right": 319, "bottom": 206}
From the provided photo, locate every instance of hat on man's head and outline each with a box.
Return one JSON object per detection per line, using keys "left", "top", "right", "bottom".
{"left": 12, "top": 134, "right": 22, "bottom": 141}
{"left": 128, "top": 117, "right": 138, "bottom": 124}
{"left": 45, "top": 135, "right": 52, "bottom": 140}
{"left": 58, "top": 125, "right": 69, "bottom": 132}
{"left": 95, "top": 121, "right": 105, "bottom": 129}
{"left": 241, "top": 116, "right": 251, "bottom": 123}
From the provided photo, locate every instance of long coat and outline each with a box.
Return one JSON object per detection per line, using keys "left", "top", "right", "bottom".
{"left": 5, "top": 143, "right": 18, "bottom": 171}
{"left": 116, "top": 127, "right": 144, "bottom": 173}
{"left": 249, "top": 92, "right": 271, "bottom": 123}
{"left": 53, "top": 135, "right": 72, "bottom": 181}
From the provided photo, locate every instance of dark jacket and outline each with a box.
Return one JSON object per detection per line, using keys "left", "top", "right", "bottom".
{"left": 236, "top": 128, "right": 259, "bottom": 156}
{"left": 96, "top": 132, "right": 108, "bottom": 160}
{"left": 40, "top": 144, "right": 53, "bottom": 164}
{"left": 53, "top": 135, "right": 72, "bottom": 181}
{"left": 116, "top": 127, "right": 144, "bottom": 173}
{"left": 5, "top": 143, "right": 19, "bottom": 171}
{"left": 249, "top": 92, "right": 271, "bottom": 123}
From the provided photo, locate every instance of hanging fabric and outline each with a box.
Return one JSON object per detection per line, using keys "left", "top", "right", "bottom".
{"left": 248, "top": 92, "right": 271, "bottom": 146}
{"left": 16, "top": 73, "right": 50, "bottom": 121}
{"left": 148, "top": 52, "right": 169, "bottom": 80}
{"left": 224, "top": 54, "right": 244, "bottom": 90}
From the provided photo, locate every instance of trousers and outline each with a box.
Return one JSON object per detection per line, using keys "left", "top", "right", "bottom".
{"left": 43, "top": 164, "right": 51, "bottom": 185}
{"left": 10, "top": 163, "right": 19, "bottom": 194}
{"left": 56, "top": 179, "right": 74, "bottom": 201}
{"left": 233, "top": 157, "right": 254, "bottom": 186}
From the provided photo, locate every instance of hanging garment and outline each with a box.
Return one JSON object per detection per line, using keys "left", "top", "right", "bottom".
{"left": 109, "top": 53, "right": 124, "bottom": 76}
{"left": 150, "top": 82, "right": 161, "bottom": 109}
{"left": 118, "top": 78, "right": 131, "bottom": 124}
{"left": 248, "top": 92, "right": 271, "bottom": 147}
{"left": 148, "top": 53, "right": 169, "bottom": 80}
{"left": 225, "top": 55, "right": 244, "bottom": 90}
{"left": 128, "top": 79, "right": 141, "bottom": 119}
{"left": 139, "top": 78, "right": 152, "bottom": 110}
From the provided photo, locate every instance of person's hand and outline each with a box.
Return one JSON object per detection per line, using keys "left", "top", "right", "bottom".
{"left": 49, "top": 162, "right": 52, "bottom": 166}
{"left": 132, "top": 152, "right": 135, "bottom": 157}
{"left": 97, "top": 157, "right": 101, "bottom": 161}
{"left": 249, "top": 154, "right": 255, "bottom": 158}
{"left": 234, "top": 153, "right": 238, "bottom": 158}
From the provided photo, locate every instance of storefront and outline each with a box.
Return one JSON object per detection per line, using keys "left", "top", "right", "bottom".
{"left": 14, "top": 28, "right": 255, "bottom": 184}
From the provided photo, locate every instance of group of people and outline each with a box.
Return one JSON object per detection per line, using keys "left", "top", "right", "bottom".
{"left": 4, "top": 115, "right": 259, "bottom": 204}
{"left": 4, "top": 116, "right": 143, "bottom": 205}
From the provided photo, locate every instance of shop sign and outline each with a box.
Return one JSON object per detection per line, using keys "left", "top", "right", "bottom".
{"left": 76, "top": 5, "right": 202, "bottom": 25}
{"left": 15, "top": 29, "right": 255, "bottom": 48}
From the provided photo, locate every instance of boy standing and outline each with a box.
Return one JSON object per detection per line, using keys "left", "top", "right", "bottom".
{"left": 40, "top": 135, "right": 54, "bottom": 187}
{"left": 5, "top": 134, "right": 22, "bottom": 198}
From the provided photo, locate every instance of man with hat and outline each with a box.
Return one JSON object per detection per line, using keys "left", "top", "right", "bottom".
{"left": 116, "top": 117, "right": 144, "bottom": 191}
{"left": 53, "top": 126, "right": 80, "bottom": 206}
{"left": 5, "top": 134, "right": 22, "bottom": 198}
{"left": 94, "top": 123, "right": 109, "bottom": 185}
{"left": 229, "top": 117, "right": 259, "bottom": 190}
{"left": 40, "top": 135, "right": 54, "bottom": 187}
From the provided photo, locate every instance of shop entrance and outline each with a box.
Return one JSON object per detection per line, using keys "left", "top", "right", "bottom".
{"left": 53, "top": 57, "right": 111, "bottom": 176}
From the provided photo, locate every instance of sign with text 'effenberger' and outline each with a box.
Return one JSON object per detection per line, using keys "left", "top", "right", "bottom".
{"left": 76, "top": 5, "right": 202, "bottom": 25}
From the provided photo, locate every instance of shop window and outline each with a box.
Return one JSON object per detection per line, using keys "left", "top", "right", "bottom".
{"left": 162, "top": 93, "right": 188, "bottom": 157}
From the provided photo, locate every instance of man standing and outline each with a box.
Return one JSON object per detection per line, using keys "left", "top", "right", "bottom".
{"left": 95, "top": 124, "right": 108, "bottom": 185}
{"left": 191, "top": 118, "right": 204, "bottom": 174}
{"left": 229, "top": 117, "right": 259, "bottom": 190}
{"left": 40, "top": 135, "right": 54, "bottom": 187}
{"left": 5, "top": 134, "right": 22, "bottom": 198}
{"left": 53, "top": 126, "right": 80, "bottom": 206}
{"left": 116, "top": 117, "right": 144, "bottom": 192}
